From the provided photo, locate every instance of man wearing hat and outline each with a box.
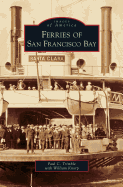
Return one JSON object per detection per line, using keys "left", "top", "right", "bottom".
{"left": 45, "top": 125, "right": 53, "bottom": 149}
{"left": 25, "top": 124, "right": 30, "bottom": 138}
{"left": 64, "top": 126, "right": 70, "bottom": 153}
{"left": 0, "top": 125, "right": 5, "bottom": 144}
{"left": 79, "top": 82, "right": 84, "bottom": 90}
{"left": 9, "top": 84, "right": 14, "bottom": 90}
{"left": 17, "top": 80, "right": 26, "bottom": 90}
{"left": 38, "top": 125, "right": 43, "bottom": 149}
{"left": 16, "top": 125, "right": 21, "bottom": 149}
{"left": 32, "top": 87, "right": 36, "bottom": 90}
{"left": 51, "top": 125, "right": 55, "bottom": 148}
{"left": 34, "top": 125, "right": 39, "bottom": 149}
{"left": 12, "top": 85, "right": 16, "bottom": 90}
{"left": 53, "top": 127, "right": 57, "bottom": 149}
{"left": 39, "top": 126, "right": 46, "bottom": 152}
{"left": 26, "top": 124, "right": 35, "bottom": 153}
{"left": 9, "top": 125, "right": 13, "bottom": 148}
{"left": 58, "top": 125, "right": 62, "bottom": 149}
{"left": 12, "top": 124, "right": 18, "bottom": 149}
{"left": 53, "top": 126, "right": 61, "bottom": 149}
{"left": 54, "top": 81, "right": 59, "bottom": 91}
{"left": 72, "top": 80, "right": 78, "bottom": 90}
{"left": 5, "top": 126, "right": 12, "bottom": 148}
{"left": 70, "top": 85, "right": 73, "bottom": 90}
{"left": 69, "top": 125, "right": 74, "bottom": 150}
{"left": 82, "top": 125, "right": 86, "bottom": 139}
{"left": 43, "top": 125, "right": 47, "bottom": 148}
{"left": 20, "top": 126, "right": 26, "bottom": 149}
{"left": 61, "top": 125, "right": 66, "bottom": 149}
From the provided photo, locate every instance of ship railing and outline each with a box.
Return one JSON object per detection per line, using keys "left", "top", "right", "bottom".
{"left": 1, "top": 65, "right": 123, "bottom": 77}
{"left": 2, "top": 65, "right": 43, "bottom": 76}
{"left": 109, "top": 91, "right": 123, "bottom": 104}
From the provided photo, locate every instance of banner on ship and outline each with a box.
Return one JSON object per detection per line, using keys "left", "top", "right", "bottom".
{"left": 24, "top": 17, "right": 99, "bottom": 52}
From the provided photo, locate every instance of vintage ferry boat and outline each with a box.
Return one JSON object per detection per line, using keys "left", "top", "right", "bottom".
{"left": 0, "top": 6, "right": 123, "bottom": 172}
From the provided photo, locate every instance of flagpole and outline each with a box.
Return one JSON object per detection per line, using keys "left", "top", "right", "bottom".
{"left": 36, "top": 52, "right": 41, "bottom": 101}
{"left": 79, "top": 87, "right": 81, "bottom": 133}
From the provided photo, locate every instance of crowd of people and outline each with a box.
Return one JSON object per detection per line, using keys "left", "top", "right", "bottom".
{"left": 0, "top": 80, "right": 98, "bottom": 91}
{"left": 0, "top": 124, "right": 27, "bottom": 149}
{"left": 0, "top": 123, "right": 106, "bottom": 153}
{"left": 0, "top": 124, "right": 72, "bottom": 153}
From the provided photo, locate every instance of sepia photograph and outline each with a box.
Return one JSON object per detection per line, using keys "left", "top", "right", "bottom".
{"left": 0, "top": 0, "right": 123, "bottom": 186}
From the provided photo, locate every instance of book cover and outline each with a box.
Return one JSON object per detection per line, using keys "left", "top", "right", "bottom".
{"left": 0, "top": 0, "right": 123, "bottom": 186}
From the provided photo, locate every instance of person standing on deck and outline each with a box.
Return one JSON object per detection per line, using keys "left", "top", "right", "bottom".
{"left": 17, "top": 80, "right": 26, "bottom": 90}
{"left": 61, "top": 125, "right": 66, "bottom": 149}
{"left": 58, "top": 126, "right": 62, "bottom": 149}
{"left": 51, "top": 125, "right": 54, "bottom": 148}
{"left": 79, "top": 82, "right": 84, "bottom": 90}
{"left": 52, "top": 124, "right": 56, "bottom": 148}
{"left": 20, "top": 126, "right": 26, "bottom": 149}
{"left": 43, "top": 125, "right": 47, "bottom": 148}
{"left": 8, "top": 125, "right": 13, "bottom": 148}
{"left": 72, "top": 131, "right": 77, "bottom": 152}
{"left": 53, "top": 127, "right": 60, "bottom": 149}
{"left": 8, "top": 84, "right": 14, "bottom": 90}
{"left": 16, "top": 125, "right": 21, "bottom": 149}
{"left": 25, "top": 124, "right": 30, "bottom": 135}
{"left": 72, "top": 81, "right": 78, "bottom": 90}
{"left": 69, "top": 125, "right": 74, "bottom": 151}
{"left": 64, "top": 126, "right": 70, "bottom": 153}
{"left": 0, "top": 125, "right": 5, "bottom": 144}
{"left": 39, "top": 126, "right": 46, "bottom": 152}
{"left": 34, "top": 126, "right": 39, "bottom": 149}
{"left": 49, "top": 125, "right": 53, "bottom": 149}
{"left": 53, "top": 127, "right": 56, "bottom": 149}
{"left": 86, "top": 82, "right": 92, "bottom": 91}
{"left": 45, "top": 125, "right": 53, "bottom": 149}
{"left": 58, "top": 125, "right": 61, "bottom": 149}
{"left": 12, "top": 125, "right": 18, "bottom": 149}
{"left": 54, "top": 81, "right": 59, "bottom": 90}
{"left": 5, "top": 127, "right": 12, "bottom": 148}
{"left": 26, "top": 124, "right": 35, "bottom": 154}
{"left": 45, "top": 125, "right": 48, "bottom": 149}
{"left": 38, "top": 125, "right": 42, "bottom": 149}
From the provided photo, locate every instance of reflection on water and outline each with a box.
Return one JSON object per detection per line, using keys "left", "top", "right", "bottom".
{"left": 0, "top": 162, "right": 123, "bottom": 187}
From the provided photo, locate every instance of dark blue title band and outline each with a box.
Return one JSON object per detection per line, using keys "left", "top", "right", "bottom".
{"left": 35, "top": 160, "right": 89, "bottom": 172}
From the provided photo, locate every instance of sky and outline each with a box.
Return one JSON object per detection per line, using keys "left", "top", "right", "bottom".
{"left": 0, "top": 0, "right": 123, "bottom": 68}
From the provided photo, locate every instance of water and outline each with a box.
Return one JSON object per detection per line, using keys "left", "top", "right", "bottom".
{"left": 0, "top": 162, "right": 123, "bottom": 186}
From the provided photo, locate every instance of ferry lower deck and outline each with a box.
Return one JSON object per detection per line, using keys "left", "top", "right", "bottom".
{"left": 0, "top": 149, "right": 122, "bottom": 163}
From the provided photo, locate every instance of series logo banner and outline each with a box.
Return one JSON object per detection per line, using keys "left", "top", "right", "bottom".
{"left": 24, "top": 17, "right": 99, "bottom": 52}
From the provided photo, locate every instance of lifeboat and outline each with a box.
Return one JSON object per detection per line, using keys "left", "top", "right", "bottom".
{"left": 64, "top": 97, "right": 98, "bottom": 115}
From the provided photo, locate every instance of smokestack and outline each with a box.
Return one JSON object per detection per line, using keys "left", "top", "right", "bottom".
{"left": 101, "top": 6, "right": 112, "bottom": 75}
{"left": 10, "top": 6, "right": 22, "bottom": 72}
